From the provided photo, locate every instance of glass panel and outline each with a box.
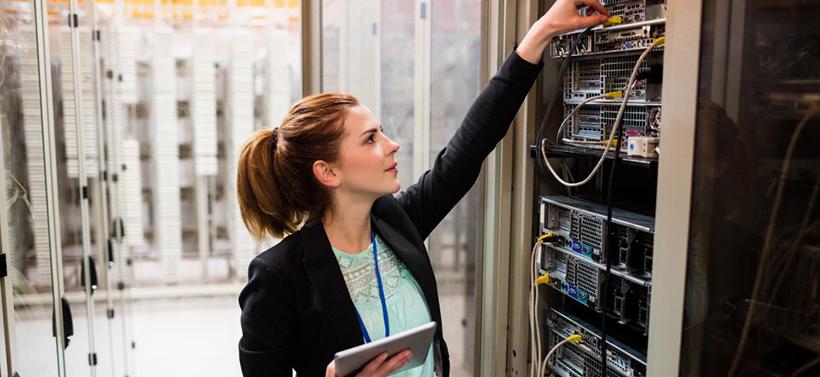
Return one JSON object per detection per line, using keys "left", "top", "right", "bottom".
{"left": 3, "top": 1, "right": 304, "bottom": 374}
{"left": 46, "top": 0, "right": 111, "bottom": 374}
{"left": 94, "top": 1, "right": 301, "bottom": 375}
{"left": 322, "top": 0, "right": 416, "bottom": 187}
{"left": 428, "top": 1, "right": 481, "bottom": 375}
{"left": 681, "top": 1, "right": 820, "bottom": 376}
{"left": 380, "top": 0, "right": 416, "bottom": 189}
{"left": 1, "top": 1, "right": 60, "bottom": 375}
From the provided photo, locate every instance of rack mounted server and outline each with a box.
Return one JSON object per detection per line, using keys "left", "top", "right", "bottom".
{"left": 539, "top": 195, "right": 654, "bottom": 332}
{"left": 546, "top": 0, "right": 667, "bottom": 154}
{"left": 547, "top": 307, "right": 647, "bottom": 377}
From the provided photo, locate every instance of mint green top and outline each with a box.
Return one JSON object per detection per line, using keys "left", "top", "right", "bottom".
{"left": 332, "top": 235, "right": 434, "bottom": 377}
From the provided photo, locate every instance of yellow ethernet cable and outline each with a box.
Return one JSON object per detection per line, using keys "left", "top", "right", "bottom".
{"left": 541, "top": 333, "right": 586, "bottom": 376}
{"left": 653, "top": 36, "right": 666, "bottom": 46}
{"left": 537, "top": 232, "right": 555, "bottom": 242}
{"left": 604, "top": 16, "right": 623, "bottom": 27}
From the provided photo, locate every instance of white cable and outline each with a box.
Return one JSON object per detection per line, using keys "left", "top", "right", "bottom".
{"left": 529, "top": 241, "right": 536, "bottom": 377}
{"left": 533, "top": 240, "right": 543, "bottom": 376}
{"left": 529, "top": 239, "right": 543, "bottom": 377}
{"left": 542, "top": 41, "right": 661, "bottom": 187}
{"left": 554, "top": 93, "right": 610, "bottom": 143}
{"left": 532, "top": 251, "right": 538, "bottom": 376}
{"left": 540, "top": 337, "right": 574, "bottom": 377}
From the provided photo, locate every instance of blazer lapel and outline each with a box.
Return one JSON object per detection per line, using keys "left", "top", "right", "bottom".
{"left": 371, "top": 215, "right": 441, "bottom": 324}
{"left": 300, "top": 223, "right": 363, "bottom": 351}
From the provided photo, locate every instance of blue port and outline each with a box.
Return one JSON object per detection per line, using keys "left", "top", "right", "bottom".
{"left": 570, "top": 240, "right": 593, "bottom": 258}
{"left": 562, "top": 282, "right": 591, "bottom": 306}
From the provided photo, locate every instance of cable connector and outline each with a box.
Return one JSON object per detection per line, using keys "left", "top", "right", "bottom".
{"left": 538, "top": 232, "right": 562, "bottom": 244}
{"left": 604, "top": 90, "right": 623, "bottom": 99}
{"left": 536, "top": 274, "right": 551, "bottom": 285}
{"left": 604, "top": 16, "right": 623, "bottom": 27}
{"left": 653, "top": 36, "right": 666, "bottom": 46}
{"left": 567, "top": 334, "right": 583, "bottom": 344}
{"left": 537, "top": 232, "right": 554, "bottom": 242}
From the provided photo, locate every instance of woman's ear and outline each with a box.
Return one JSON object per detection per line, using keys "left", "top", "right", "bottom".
{"left": 313, "top": 160, "right": 341, "bottom": 188}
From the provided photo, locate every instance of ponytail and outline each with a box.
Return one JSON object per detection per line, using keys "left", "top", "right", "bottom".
{"left": 236, "top": 92, "right": 359, "bottom": 240}
{"left": 237, "top": 128, "right": 293, "bottom": 239}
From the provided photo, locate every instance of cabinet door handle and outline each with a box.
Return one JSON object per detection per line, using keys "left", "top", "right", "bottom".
{"left": 52, "top": 297, "right": 74, "bottom": 349}
{"left": 80, "top": 255, "right": 98, "bottom": 295}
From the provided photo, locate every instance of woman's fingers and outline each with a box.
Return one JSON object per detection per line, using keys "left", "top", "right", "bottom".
{"left": 375, "top": 350, "right": 412, "bottom": 376}
{"left": 359, "top": 352, "right": 389, "bottom": 375}
{"left": 355, "top": 350, "right": 412, "bottom": 377}
{"left": 326, "top": 361, "right": 337, "bottom": 377}
{"left": 577, "top": 0, "right": 608, "bottom": 17}
{"left": 575, "top": 0, "right": 609, "bottom": 28}
{"left": 576, "top": 13, "right": 610, "bottom": 29}
{"left": 538, "top": 0, "right": 609, "bottom": 38}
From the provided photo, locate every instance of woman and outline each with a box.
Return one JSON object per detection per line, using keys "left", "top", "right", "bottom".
{"left": 237, "top": 1, "right": 608, "bottom": 376}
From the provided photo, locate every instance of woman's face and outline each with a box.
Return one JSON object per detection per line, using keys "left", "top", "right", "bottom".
{"left": 334, "top": 105, "right": 401, "bottom": 198}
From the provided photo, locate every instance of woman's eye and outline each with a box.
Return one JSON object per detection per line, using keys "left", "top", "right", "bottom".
{"left": 366, "top": 134, "right": 376, "bottom": 143}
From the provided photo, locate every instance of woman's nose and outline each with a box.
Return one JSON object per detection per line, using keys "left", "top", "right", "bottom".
{"left": 386, "top": 136, "right": 400, "bottom": 154}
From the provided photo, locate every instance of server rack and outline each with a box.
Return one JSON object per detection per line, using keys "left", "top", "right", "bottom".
{"left": 530, "top": 1, "right": 667, "bottom": 376}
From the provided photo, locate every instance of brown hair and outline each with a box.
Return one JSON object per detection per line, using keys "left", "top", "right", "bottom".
{"left": 237, "top": 92, "right": 359, "bottom": 240}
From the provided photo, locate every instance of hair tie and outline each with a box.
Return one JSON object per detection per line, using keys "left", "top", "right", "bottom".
{"left": 272, "top": 127, "right": 281, "bottom": 143}
{"left": 269, "top": 127, "right": 280, "bottom": 153}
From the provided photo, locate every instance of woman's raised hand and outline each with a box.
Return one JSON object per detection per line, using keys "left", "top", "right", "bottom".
{"left": 517, "top": 0, "right": 609, "bottom": 64}
{"left": 325, "top": 350, "right": 412, "bottom": 377}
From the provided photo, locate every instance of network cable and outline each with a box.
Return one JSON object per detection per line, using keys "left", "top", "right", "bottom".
{"left": 529, "top": 233, "right": 560, "bottom": 377}
{"left": 541, "top": 333, "right": 583, "bottom": 377}
{"left": 529, "top": 234, "right": 547, "bottom": 377}
{"left": 535, "top": 27, "right": 593, "bottom": 183}
{"left": 534, "top": 15, "right": 620, "bottom": 182}
{"left": 529, "top": 236, "right": 543, "bottom": 377}
{"left": 540, "top": 37, "right": 666, "bottom": 187}
{"left": 529, "top": 235, "right": 550, "bottom": 377}
{"left": 554, "top": 90, "right": 624, "bottom": 146}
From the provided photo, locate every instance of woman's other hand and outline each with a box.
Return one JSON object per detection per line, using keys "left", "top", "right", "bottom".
{"left": 325, "top": 350, "right": 412, "bottom": 377}
{"left": 518, "top": 0, "right": 609, "bottom": 64}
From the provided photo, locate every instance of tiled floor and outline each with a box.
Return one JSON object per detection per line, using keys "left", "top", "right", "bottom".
{"left": 20, "top": 293, "right": 475, "bottom": 376}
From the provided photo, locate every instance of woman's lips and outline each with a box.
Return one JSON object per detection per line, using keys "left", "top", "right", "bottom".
{"left": 386, "top": 163, "right": 398, "bottom": 173}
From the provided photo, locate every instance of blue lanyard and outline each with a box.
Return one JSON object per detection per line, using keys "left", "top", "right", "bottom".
{"left": 354, "top": 229, "right": 390, "bottom": 343}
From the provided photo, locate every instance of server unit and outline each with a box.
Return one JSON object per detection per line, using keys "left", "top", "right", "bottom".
{"left": 539, "top": 196, "right": 653, "bottom": 333}
{"left": 547, "top": 308, "right": 647, "bottom": 377}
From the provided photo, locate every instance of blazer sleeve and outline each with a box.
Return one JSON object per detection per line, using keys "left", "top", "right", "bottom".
{"left": 238, "top": 257, "right": 296, "bottom": 377}
{"left": 396, "top": 50, "right": 543, "bottom": 239}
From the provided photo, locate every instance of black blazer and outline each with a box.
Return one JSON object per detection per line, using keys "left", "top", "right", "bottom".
{"left": 238, "top": 51, "right": 543, "bottom": 377}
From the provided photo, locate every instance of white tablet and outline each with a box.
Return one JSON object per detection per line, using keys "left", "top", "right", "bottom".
{"left": 334, "top": 321, "right": 437, "bottom": 376}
